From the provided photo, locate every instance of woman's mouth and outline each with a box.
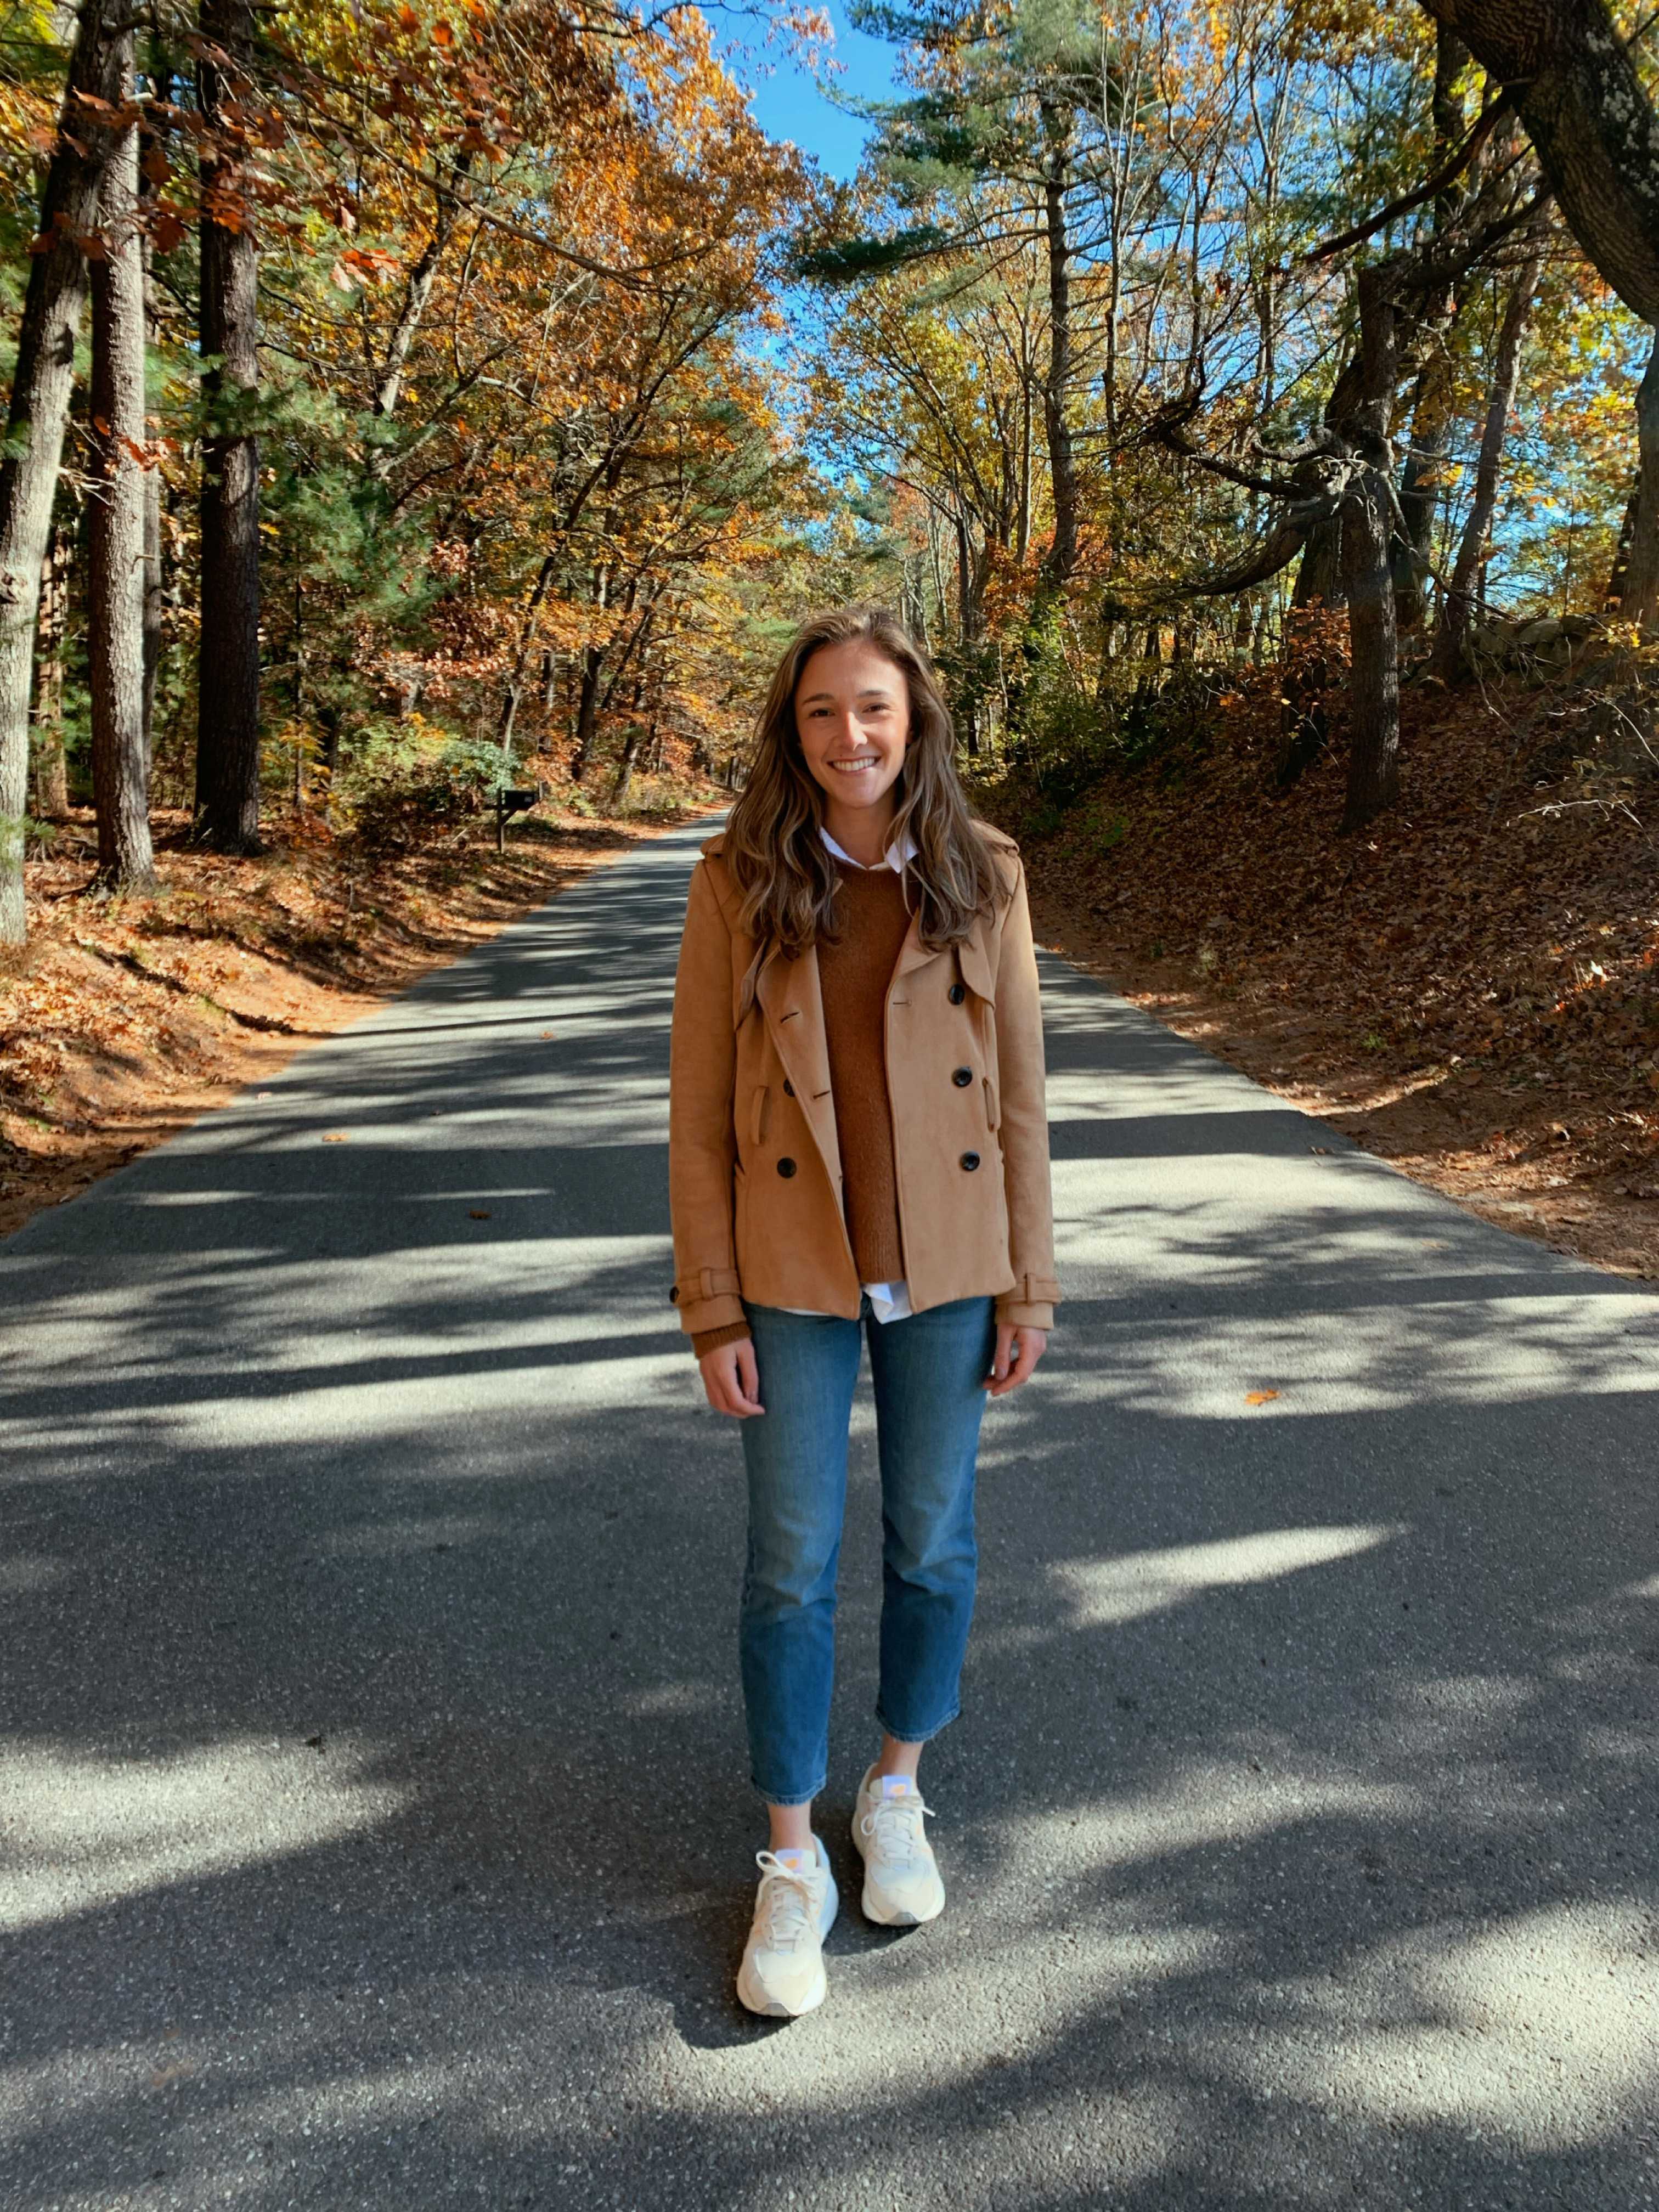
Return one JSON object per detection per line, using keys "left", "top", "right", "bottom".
{"left": 828, "top": 755, "right": 879, "bottom": 774}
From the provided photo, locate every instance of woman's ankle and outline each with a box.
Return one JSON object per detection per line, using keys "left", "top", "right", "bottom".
{"left": 766, "top": 1802, "right": 815, "bottom": 1854}
{"left": 876, "top": 1734, "right": 923, "bottom": 1785}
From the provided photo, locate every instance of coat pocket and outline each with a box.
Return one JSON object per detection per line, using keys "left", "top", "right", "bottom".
{"left": 749, "top": 1084, "right": 770, "bottom": 1147}
{"left": 982, "top": 1073, "right": 1000, "bottom": 1132}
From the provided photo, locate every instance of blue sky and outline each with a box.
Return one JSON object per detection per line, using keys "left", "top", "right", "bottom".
{"left": 736, "top": 3, "right": 900, "bottom": 181}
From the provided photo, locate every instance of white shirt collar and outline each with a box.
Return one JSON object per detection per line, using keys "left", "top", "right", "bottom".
{"left": 819, "top": 822, "right": 918, "bottom": 874}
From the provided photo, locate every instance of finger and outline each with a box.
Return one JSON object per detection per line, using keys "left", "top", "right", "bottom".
{"left": 736, "top": 1340, "right": 763, "bottom": 1412}
{"left": 984, "top": 1323, "right": 1014, "bottom": 1387}
{"left": 989, "top": 1329, "right": 1038, "bottom": 1396}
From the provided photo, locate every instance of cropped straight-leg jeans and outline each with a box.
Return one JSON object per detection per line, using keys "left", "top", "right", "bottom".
{"left": 737, "top": 1291, "right": 998, "bottom": 1805}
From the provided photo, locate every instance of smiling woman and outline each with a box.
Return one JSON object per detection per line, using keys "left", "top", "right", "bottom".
{"left": 665, "top": 602, "right": 1061, "bottom": 2018}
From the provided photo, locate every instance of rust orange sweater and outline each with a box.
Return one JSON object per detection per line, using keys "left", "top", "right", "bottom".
{"left": 691, "top": 862, "right": 912, "bottom": 1359}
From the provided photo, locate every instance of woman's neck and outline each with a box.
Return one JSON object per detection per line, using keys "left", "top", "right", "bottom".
{"left": 822, "top": 796, "right": 898, "bottom": 870}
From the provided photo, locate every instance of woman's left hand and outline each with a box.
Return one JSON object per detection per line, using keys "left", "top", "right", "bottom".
{"left": 984, "top": 1324, "right": 1047, "bottom": 1397}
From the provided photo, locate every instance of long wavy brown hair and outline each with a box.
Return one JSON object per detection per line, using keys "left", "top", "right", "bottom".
{"left": 722, "top": 605, "right": 1013, "bottom": 990}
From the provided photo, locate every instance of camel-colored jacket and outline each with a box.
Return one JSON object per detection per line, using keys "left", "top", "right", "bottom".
{"left": 667, "top": 825, "right": 1061, "bottom": 1343}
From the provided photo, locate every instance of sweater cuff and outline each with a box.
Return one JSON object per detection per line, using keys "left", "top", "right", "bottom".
{"left": 692, "top": 1321, "right": 753, "bottom": 1361}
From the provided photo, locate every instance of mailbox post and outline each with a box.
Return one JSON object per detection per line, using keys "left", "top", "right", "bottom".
{"left": 495, "top": 785, "right": 538, "bottom": 853}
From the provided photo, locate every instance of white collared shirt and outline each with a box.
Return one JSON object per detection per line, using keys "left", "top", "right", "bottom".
{"left": 820, "top": 822, "right": 919, "bottom": 874}
{"left": 777, "top": 821, "right": 917, "bottom": 1324}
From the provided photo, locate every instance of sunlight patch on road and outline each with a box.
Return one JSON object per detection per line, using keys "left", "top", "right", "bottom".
{"left": 1216, "top": 1903, "right": 1658, "bottom": 2149}
{"left": 992, "top": 1764, "right": 1423, "bottom": 1886}
{"left": 1028, "top": 1278, "right": 1658, "bottom": 1413}
{"left": 0, "top": 1740, "right": 409, "bottom": 1934}
{"left": 0, "top": 1555, "right": 67, "bottom": 1595}
{"left": 1051, "top": 1523, "right": 1407, "bottom": 1629}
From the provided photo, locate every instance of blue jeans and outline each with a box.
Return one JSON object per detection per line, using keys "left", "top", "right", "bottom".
{"left": 737, "top": 1291, "right": 997, "bottom": 1805}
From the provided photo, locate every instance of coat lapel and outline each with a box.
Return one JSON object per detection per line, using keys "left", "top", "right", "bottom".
{"left": 755, "top": 940, "right": 843, "bottom": 1187}
{"left": 890, "top": 907, "right": 995, "bottom": 998}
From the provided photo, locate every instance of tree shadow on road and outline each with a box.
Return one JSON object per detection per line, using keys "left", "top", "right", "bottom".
{"left": 2, "top": 838, "right": 1657, "bottom": 2210}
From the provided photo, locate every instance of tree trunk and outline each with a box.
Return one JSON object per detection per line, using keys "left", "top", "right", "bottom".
{"left": 368, "top": 153, "right": 470, "bottom": 455}
{"left": 1338, "top": 474, "right": 1401, "bottom": 830}
{"left": 570, "top": 646, "right": 603, "bottom": 778}
{"left": 1618, "top": 329, "right": 1659, "bottom": 631}
{"left": 139, "top": 63, "right": 167, "bottom": 768}
{"left": 32, "top": 524, "right": 70, "bottom": 816}
{"left": 89, "top": 46, "right": 155, "bottom": 893}
{"left": 1039, "top": 110, "right": 1079, "bottom": 592}
{"left": 195, "top": 0, "right": 263, "bottom": 853}
{"left": 0, "top": 0, "right": 126, "bottom": 943}
{"left": 1432, "top": 248, "right": 1543, "bottom": 678}
{"left": 496, "top": 550, "right": 557, "bottom": 754}
{"left": 1293, "top": 514, "right": 1345, "bottom": 608}
{"left": 1394, "top": 343, "right": 1458, "bottom": 630}
{"left": 1393, "top": 27, "right": 1472, "bottom": 631}
{"left": 611, "top": 716, "right": 645, "bottom": 807}
{"left": 1418, "top": 0, "right": 1659, "bottom": 322}
{"left": 1338, "top": 266, "right": 1404, "bottom": 832}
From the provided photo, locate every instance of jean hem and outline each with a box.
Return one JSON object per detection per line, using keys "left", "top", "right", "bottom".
{"left": 752, "top": 1775, "right": 828, "bottom": 1808}
{"left": 872, "top": 1700, "right": 961, "bottom": 1747}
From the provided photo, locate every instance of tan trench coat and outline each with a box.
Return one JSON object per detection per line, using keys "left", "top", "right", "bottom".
{"left": 667, "top": 825, "right": 1061, "bottom": 1344}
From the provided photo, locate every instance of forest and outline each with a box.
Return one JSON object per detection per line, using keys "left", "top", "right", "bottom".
{"left": 2, "top": 0, "right": 1657, "bottom": 1263}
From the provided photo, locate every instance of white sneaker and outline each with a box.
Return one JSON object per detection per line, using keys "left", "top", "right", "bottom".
{"left": 735, "top": 1836, "right": 839, "bottom": 2017}
{"left": 852, "top": 1764, "right": 946, "bottom": 1926}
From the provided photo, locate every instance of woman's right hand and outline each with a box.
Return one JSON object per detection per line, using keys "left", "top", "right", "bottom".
{"left": 701, "top": 1337, "right": 764, "bottom": 1418}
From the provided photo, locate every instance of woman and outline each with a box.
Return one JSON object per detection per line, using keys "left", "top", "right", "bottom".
{"left": 667, "top": 605, "right": 1060, "bottom": 2017}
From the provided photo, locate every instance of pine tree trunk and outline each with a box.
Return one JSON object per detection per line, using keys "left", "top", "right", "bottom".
{"left": 1039, "top": 109, "right": 1078, "bottom": 592}
{"left": 89, "top": 49, "right": 155, "bottom": 892}
{"left": 139, "top": 63, "right": 168, "bottom": 768}
{"left": 0, "top": 0, "right": 125, "bottom": 943}
{"left": 1618, "top": 330, "right": 1659, "bottom": 631}
{"left": 195, "top": 0, "right": 262, "bottom": 852}
{"left": 1432, "top": 249, "right": 1543, "bottom": 678}
{"left": 32, "top": 524, "right": 70, "bottom": 816}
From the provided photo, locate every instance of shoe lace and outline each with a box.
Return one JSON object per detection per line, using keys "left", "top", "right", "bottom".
{"left": 859, "top": 1792, "right": 934, "bottom": 1870}
{"left": 753, "top": 1852, "right": 819, "bottom": 1951}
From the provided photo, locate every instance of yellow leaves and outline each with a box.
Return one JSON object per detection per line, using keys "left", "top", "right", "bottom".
{"left": 1243, "top": 1389, "right": 1280, "bottom": 1406}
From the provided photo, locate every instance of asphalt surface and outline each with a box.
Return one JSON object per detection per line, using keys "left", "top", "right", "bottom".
{"left": 3, "top": 812, "right": 1657, "bottom": 2212}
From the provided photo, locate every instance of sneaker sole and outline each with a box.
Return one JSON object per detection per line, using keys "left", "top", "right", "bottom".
{"left": 736, "top": 1959, "right": 828, "bottom": 2017}
{"left": 859, "top": 1876, "right": 945, "bottom": 1928}
{"left": 852, "top": 1815, "right": 946, "bottom": 1926}
{"left": 736, "top": 1870, "right": 839, "bottom": 2017}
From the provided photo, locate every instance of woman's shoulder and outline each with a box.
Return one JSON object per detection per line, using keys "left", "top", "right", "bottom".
{"left": 971, "top": 820, "right": 1021, "bottom": 859}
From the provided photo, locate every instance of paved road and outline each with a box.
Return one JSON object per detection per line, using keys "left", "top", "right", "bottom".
{"left": 3, "top": 815, "right": 1657, "bottom": 2212}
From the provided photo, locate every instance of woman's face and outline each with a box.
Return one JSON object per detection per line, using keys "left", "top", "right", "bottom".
{"left": 793, "top": 638, "right": 911, "bottom": 820}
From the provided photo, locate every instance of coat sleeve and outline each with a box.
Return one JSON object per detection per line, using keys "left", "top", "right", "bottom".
{"left": 992, "top": 853, "right": 1061, "bottom": 1331}
{"left": 667, "top": 859, "right": 748, "bottom": 1343}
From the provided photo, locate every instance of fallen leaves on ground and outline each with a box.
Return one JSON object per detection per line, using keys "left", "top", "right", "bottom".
{"left": 997, "top": 672, "right": 1659, "bottom": 1283}
{"left": 1, "top": 798, "right": 719, "bottom": 1242}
